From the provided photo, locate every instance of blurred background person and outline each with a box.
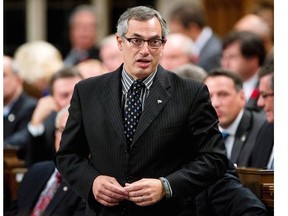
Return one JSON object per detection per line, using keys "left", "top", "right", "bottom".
{"left": 76, "top": 59, "right": 107, "bottom": 79}
{"left": 4, "top": 55, "right": 37, "bottom": 148}
{"left": 233, "top": 14, "right": 273, "bottom": 58}
{"left": 252, "top": 0, "right": 274, "bottom": 43}
{"left": 173, "top": 63, "right": 207, "bottom": 82}
{"left": 5, "top": 106, "right": 86, "bottom": 216}
{"left": 204, "top": 69, "right": 265, "bottom": 166}
{"left": 168, "top": 1, "right": 222, "bottom": 71}
{"left": 25, "top": 67, "right": 83, "bottom": 166}
{"left": 99, "top": 34, "right": 123, "bottom": 71}
{"left": 159, "top": 33, "right": 195, "bottom": 71}
{"left": 13, "top": 40, "right": 63, "bottom": 99}
{"left": 221, "top": 31, "right": 266, "bottom": 111}
{"left": 64, "top": 4, "right": 100, "bottom": 66}
{"left": 248, "top": 57, "right": 274, "bottom": 169}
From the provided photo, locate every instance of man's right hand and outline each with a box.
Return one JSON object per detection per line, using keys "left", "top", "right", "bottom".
{"left": 92, "top": 175, "right": 129, "bottom": 206}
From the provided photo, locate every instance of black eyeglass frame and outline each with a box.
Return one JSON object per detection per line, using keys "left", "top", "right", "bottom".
{"left": 123, "top": 35, "right": 166, "bottom": 49}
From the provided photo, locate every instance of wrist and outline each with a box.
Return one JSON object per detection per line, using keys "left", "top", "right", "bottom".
{"left": 159, "top": 177, "right": 172, "bottom": 199}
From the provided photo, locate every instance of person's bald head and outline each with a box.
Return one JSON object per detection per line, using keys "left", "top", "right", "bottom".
{"left": 234, "top": 14, "right": 273, "bottom": 54}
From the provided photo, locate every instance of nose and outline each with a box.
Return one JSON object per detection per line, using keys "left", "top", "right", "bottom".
{"left": 257, "top": 95, "right": 264, "bottom": 108}
{"left": 139, "top": 42, "right": 150, "bottom": 54}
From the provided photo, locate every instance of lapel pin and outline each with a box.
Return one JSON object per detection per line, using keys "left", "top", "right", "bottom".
{"left": 157, "top": 100, "right": 162, "bottom": 104}
{"left": 241, "top": 135, "right": 246, "bottom": 142}
{"left": 8, "top": 114, "right": 15, "bottom": 122}
{"left": 63, "top": 186, "right": 68, "bottom": 191}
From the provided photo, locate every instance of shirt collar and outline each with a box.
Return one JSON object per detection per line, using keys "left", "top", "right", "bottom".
{"left": 121, "top": 68, "right": 157, "bottom": 94}
{"left": 193, "top": 27, "right": 213, "bottom": 56}
{"left": 219, "top": 109, "right": 244, "bottom": 136}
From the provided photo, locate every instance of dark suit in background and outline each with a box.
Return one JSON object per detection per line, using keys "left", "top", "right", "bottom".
{"left": 230, "top": 108, "right": 265, "bottom": 167}
{"left": 248, "top": 122, "right": 274, "bottom": 168}
{"left": 197, "top": 33, "right": 222, "bottom": 72}
{"left": 4, "top": 92, "right": 37, "bottom": 148}
{"left": 55, "top": 65, "right": 228, "bottom": 215}
{"left": 5, "top": 161, "right": 85, "bottom": 216}
{"left": 195, "top": 160, "right": 267, "bottom": 216}
{"left": 25, "top": 112, "right": 57, "bottom": 166}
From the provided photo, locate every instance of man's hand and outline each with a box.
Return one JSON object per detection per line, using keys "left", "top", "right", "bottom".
{"left": 92, "top": 175, "right": 129, "bottom": 206}
{"left": 125, "top": 178, "right": 165, "bottom": 206}
{"left": 30, "top": 96, "right": 59, "bottom": 126}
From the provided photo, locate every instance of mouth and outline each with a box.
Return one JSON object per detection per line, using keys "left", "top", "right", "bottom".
{"left": 136, "top": 59, "right": 151, "bottom": 68}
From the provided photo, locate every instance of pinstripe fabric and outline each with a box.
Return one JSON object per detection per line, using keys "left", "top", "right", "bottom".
{"left": 55, "top": 64, "right": 228, "bottom": 216}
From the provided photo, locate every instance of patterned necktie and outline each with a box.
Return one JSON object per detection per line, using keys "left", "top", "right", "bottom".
{"left": 31, "top": 172, "right": 62, "bottom": 216}
{"left": 124, "top": 80, "right": 143, "bottom": 150}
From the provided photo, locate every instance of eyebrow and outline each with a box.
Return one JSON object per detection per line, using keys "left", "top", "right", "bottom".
{"left": 130, "top": 33, "right": 161, "bottom": 39}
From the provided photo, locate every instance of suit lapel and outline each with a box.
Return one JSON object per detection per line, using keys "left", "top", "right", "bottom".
{"left": 100, "top": 69, "right": 126, "bottom": 142}
{"left": 132, "top": 66, "right": 172, "bottom": 145}
{"left": 230, "top": 110, "right": 250, "bottom": 163}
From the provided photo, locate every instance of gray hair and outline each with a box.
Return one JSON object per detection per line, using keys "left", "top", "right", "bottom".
{"left": 174, "top": 64, "right": 207, "bottom": 82}
{"left": 116, "top": 6, "right": 169, "bottom": 39}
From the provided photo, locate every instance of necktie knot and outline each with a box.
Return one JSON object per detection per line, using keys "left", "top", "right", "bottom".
{"left": 131, "top": 80, "right": 144, "bottom": 94}
{"left": 222, "top": 132, "right": 230, "bottom": 140}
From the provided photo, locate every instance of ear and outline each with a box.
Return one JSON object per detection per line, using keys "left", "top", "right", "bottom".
{"left": 116, "top": 34, "right": 123, "bottom": 51}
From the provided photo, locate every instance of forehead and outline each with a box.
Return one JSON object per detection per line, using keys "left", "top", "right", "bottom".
{"left": 205, "top": 76, "right": 236, "bottom": 90}
{"left": 127, "top": 17, "right": 162, "bottom": 37}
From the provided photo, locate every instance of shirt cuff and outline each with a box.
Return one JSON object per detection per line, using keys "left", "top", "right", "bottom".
{"left": 159, "top": 177, "right": 173, "bottom": 199}
{"left": 28, "top": 122, "right": 45, "bottom": 137}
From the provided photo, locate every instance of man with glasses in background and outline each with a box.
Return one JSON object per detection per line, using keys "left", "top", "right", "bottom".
{"left": 55, "top": 6, "right": 228, "bottom": 215}
{"left": 248, "top": 58, "right": 274, "bottom": 169}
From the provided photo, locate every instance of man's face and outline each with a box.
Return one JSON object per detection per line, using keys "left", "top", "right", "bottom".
{"left": 116, "top": 17, "right": 165, "bottom": 80}
{"left": 70, "top": 11, "right": 97, "bottom": 50}
{"left": 257, "top": 74, "right": 274, "bottom": 122}
{"left": 204, "top": 76, "right": 246, "bottom": 128}
{"left": 100, "top": 39, "right": 123, "bottom": 71}
{"left": 221, "top": 42, "right": 256, "bottom": 81}
{"left": 3, "top": 57, "right": 21, "bottom": 104}
{"left": 160, "top": 36, "right": 191, "bottom": 71}
{"left": 52, "top": 76, "right": 82, "bottom": 109}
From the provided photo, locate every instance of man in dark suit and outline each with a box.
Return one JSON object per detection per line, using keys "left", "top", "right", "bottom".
{"left": 204, "top": 69, "right": 265, "bottom": 167}
{"left": 5, "top": 107, "right": 85, "bottom": 216}
{"left": 168, "top": 2, "right": 222, "bottom": 72}
{"left": 55, "top": 6, "right": 228, "bottom": 216}
{"left": 4, "top": 55, "right": 37, "bottom": 148}
{"left": 221, "top": 31, "right": 266, "bottom": 111}
{"left": 248, "top": 58, "right": 274, "bottom": 169}
{"left": 24, "top": 67, "right": 83, "bottom": 166}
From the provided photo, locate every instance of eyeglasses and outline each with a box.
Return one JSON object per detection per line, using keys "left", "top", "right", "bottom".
{"left": 123, "top": 36, "right": 165, "bottom": 49}
{"left": 259, "top": 92, "right": 274, "bottom": 99}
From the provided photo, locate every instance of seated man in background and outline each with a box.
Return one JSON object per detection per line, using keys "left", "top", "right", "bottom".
{"left": 24, "top": 66, "right": 83, "bottom": 166}
{"left": 64, "top": 4, "right": 100, "bottom": 66}
{"left": 248, "top": 58, "right": 274, "bottom": 169}
{"left": 4, "top": 55, "right": 37, "bottom": 148}
{"left": 159, "top": 33, "right": 195, "bottom": 71}
{"left": 5, "top": 106, "right": 85, "bottom": 216}
{"left": 221, "top": 31, "right": 266, "bottom": 111}
{"left": 204, "top": 69, "right": 265, "bottom": 167}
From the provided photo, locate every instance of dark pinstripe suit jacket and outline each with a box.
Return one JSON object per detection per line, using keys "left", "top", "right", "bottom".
{"left": 55, "top": 64, "right": 228, "bottom": 216}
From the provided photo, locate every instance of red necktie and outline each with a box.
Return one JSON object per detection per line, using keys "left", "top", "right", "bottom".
{"left": 31, "top": 172, "right": 62, "bottom": 216}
